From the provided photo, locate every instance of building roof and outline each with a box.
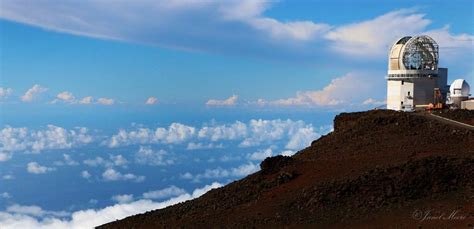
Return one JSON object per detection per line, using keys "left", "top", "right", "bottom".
{"left": 450, "top": 79, "right": 471, "bottom": 97}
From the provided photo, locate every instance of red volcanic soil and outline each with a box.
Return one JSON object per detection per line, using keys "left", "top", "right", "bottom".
{"left": 98, "top": 110, "right": 473, "bottom": 229}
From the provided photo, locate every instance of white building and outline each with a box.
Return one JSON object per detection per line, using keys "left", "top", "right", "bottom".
{"left": 448, "top": 79, "right": 471, "bottom": 109}
{"left": 386, "top": 35, "right": 448, "bottom": 111}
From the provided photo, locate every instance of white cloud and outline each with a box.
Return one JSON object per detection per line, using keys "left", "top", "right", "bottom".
{"left": 191, "top": 168, "right": 230, "bottom": 181}
{"left": 198, "top": 121, "right": 247, "bottom": 142}
{"left": 108, "top": 123, "right": 196, "bottom": 147}
{"left": 424, "top": 25, "right": 474, "bottom": 59}
{"left": 102, "top": 169, "right": 120, "bottom": 180}
{"left": 0, "top": 152, "right": 12, "bottom": 162}
{"left": 180, "top": 172, "right": 193, "bottom": 180}
{"left": 0, "top": 3, "right": 470, "bottom": 67}
{"left": 280, "top": 150, "right": 296, "bottom": 157}
{"left": 239, "top": 119, "right": 309, "bottom": 147}
{"left": 162, "top": 123, "right": 196, "bottom": 144}
{"left": 325, "top": 9, "right": 474, "bottom": 60}
{"left": 190, "top": 182, "right": 222, "bottom": 197}
{"left": 0, "top": 125, "right": 93, "bottom": 160}
{"left": 108, "top": 119, "right": 323, "bottom": 150}
{"left": 26, "top": 162, "right": 55, "bottom": 174}
{"left": 111, "top": 194, "right": 134, "bottom": 204}
{"left": 247, "top": 147, "right": 273, "bottom": 161}
{"left": 110, "top": 154, "right": 128, "bottom": 167}
{"left": 97, "top": 97, "right": 114, "bottom": 105}
{"left": 6, "top": 204, "right": 68, "bottom": 218}
{"left": 285, "top": 126, "right": 319, "bottom": 150}
{"left": 219, "top": 155, "right": 241, "bottom": 162}
{"left": 145, "top": 97, "right": 158, "bottom": 105}
{"left": 363, "top": 98, "right": 386, "bottom": 106}
{"left": 80, "top": 170, "right": 91, "bottom": 179}
{"left": 0, "top": 87, "right": 13, "bottom": 98}
{"left": 54, "top": 154, "right": 79, "bottom": 166}
{"left": 188, "top": 162, "right": 259, "bottom": 182}
{"left": 2, "top": 175, "right": 14, "bottom": 180}
{"left": 231, "top": 162, "right": 260, "bottom": 177}
{"left": 20, "top": 84, "right": 47, "bottom": 102}
{"left": 142, "top": 186, "right": 186, "bottom": 200}
{"left": 53, "top": 91, "right": 75, "bottom": 104}
{"left": 83, "top": 157, "right": 105, "bottom": 167}
{"left": 82, "top": 154, "right": 130, "bottom": 169}
{"left": 260, "top": 72, "right": 383, "bottom": 107}
{"left": 206, "top": 95, "right": 238, "bottom": 106}
{"left": 79, "top": 96, "right": 93, "bottom": 104}
{"left": 0, "top": 182, "right": 222, "bottom": 229}
{"left": 1, "top": 192, "right": 11, "bottom": 199}
{"left": 265, "top": 73, "right": 355, "bottom": 106}
{"left": 0, "top": 1, "right": 329, "bottom": 56}
{"left": 186, "top": 142, "right": 223, "bottom": 150}
{"left": 102, "top": 168, "right": 145, "bottom": 182}
{"left": 135, "top": 146, "right": 173, "bottom": 166}
{"left": 51, "top": 93, "right": 113, "bottom": 106}
{"left": 250, "top": 18, "right": 330, "bottom": 41}
{"left": 325, "top": 9, "right": 431, "bottom": 57}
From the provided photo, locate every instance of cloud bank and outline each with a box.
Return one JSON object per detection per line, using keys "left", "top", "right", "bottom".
{"left": 0, "top": 182, "right": 222, "bottom": 229}
{"left": 0, "top": 125, "right": 93, "bottom": 161}
{"left": 107, "top": 119, "right": 325, "bottom": 151}
{"left": 0, "top": 2, "right": 471, "bottom": 62}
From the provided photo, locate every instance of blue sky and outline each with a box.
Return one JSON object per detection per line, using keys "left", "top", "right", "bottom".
{"left": 0, "top": 0, "right": 473, "bottom": 228}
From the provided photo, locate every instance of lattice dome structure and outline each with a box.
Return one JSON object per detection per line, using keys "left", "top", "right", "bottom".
{"left": 386, "top": 35, "right": 448, "bottom": 111}
{"left": 388, "top": 35, "right": 439, "bottom": 77}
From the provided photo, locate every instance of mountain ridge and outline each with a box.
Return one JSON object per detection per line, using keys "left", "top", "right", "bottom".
{"left": 99, "top": 110, "right": 473, "bottom": 228}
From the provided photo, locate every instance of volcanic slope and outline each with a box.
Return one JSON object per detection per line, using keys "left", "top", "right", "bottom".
{"left": 99, "top": 110, "right": 473, "bottom": 228}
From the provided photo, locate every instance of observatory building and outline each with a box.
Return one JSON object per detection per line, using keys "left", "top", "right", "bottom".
{"left": 386, "top": 35, "right": 448, "bottom": 111}
{"left": 448, "top": 79, "right": 472, "bottom": 109}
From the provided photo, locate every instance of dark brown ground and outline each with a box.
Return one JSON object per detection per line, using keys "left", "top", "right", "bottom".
{"left": 99, "top": 110, "right": 473, "bottom": 229}
{"left": 433, "top": 109, "right": 474, "bottom": 125}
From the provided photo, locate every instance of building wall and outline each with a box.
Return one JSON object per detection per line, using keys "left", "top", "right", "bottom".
{"left": 452, "top": 96, "right": 469, "bottom": 108}
{"left": 387, "top": 78, "right": 437, "bottom": 111}
{"left": 437, "top": 68, "right": 449, "bottom": 101}
{"left": 401, "top": 81, "right": 414, "bottom": 109}
{"left": 413, "top": 77, "right": 436, "bottom": 106}
{"left": 437, "top": 68, "right": 448, "bottom": 90}
{"left": 387, "top": 80, "right": 414, "bottom": 110}
{"left": 461, "top": 100, "right": 474, "bottom": 110}
{"left": 387, "top": 80, "right": 401, "bottom": 110}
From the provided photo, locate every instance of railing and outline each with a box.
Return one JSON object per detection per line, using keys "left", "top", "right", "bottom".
{"left": 386, "top": 74, "right": 438, "bottom": 79}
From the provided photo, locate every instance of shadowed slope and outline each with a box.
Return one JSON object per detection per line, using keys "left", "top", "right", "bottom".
{"left": 99, "top": 110, "right": 473, "bottom": 228}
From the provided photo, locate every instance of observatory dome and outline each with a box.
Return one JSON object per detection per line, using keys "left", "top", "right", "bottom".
{"left": 449, "top": 79, "right": 470, "bottom": 97}
{"left": 388, "top": 35, "right": 439, "bottom": 71}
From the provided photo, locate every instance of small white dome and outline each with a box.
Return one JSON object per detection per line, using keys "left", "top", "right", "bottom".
{"left": 449, "top": 79, "right": 470, "bottom": 97}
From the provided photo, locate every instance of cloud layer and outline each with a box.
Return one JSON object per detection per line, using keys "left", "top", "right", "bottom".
{"left": 0, "top": 2, "right": 471, "bottom": 62}
{"left": 0, "top": 125, "right": 93, "bottom": 161}
{"left": 107, "top": 119, "right": 324, "bottom": 151}
{"left": 0, "top": 182, "right": 222, "bottom": 229}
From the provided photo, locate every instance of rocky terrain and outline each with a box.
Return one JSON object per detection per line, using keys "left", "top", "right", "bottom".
{"left": 433, "top": 109, "right": 474, "bottom": 125}
{"left": 99, "top": 110, "right": 473, "bottom": 228}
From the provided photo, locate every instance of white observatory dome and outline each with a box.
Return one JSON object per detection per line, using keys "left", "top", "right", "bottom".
{"left": 388, "top": 35, "right": 439, "bottom": 71}
{"left": 449, "top": 79, "right": 470, "bottom": 97}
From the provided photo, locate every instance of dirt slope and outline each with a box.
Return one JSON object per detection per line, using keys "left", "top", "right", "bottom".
{"left": 99, "top": 110, "right": 474, "bottom": 228}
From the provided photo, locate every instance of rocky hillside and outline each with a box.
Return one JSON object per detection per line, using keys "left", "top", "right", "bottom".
{"left": 99, "top": 110, "right": 473, "bottom": 228}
